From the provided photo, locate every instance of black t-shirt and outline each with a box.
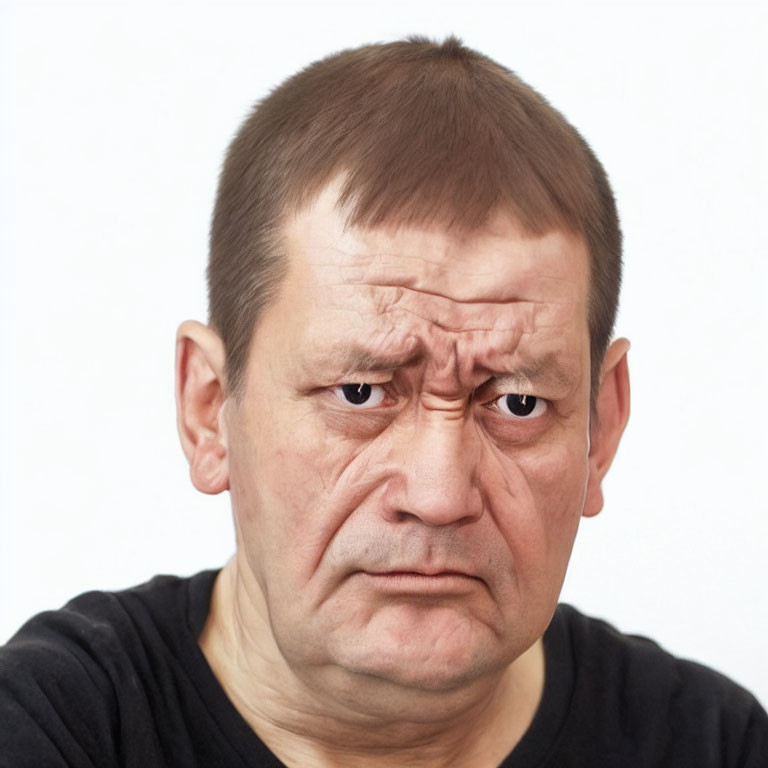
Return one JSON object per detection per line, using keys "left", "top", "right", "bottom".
{"left": 0, "top": 570, "right": 766, "bottom": 767}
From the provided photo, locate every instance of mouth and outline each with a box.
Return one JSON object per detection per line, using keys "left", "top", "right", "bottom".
{"left": 359, "top": 569, "right": 482, "bottom": 595}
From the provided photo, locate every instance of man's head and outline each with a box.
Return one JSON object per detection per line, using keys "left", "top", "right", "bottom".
{"left": 206, "top": 36, "right": 622, "bottom": 404}
{"left": 176, "top": 37, "right": 629, "bottom": 710}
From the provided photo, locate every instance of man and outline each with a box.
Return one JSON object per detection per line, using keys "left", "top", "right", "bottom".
{"left": 1, "top": 36, "right": 766, "bottom": 767}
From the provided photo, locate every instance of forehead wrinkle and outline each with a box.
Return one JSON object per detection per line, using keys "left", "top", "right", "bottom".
{"left": 328, "top": 234, "right": 587, "bottom": 302}
{"left": 354, "top": 279, "right": 562, "bottom": 307}
{"left": 333, "top": 263, "right": 579, "bottom": 307}
{"left": 394, "top": 306, "right": 521, "bottom": 335}
{"left": 309, "top": 248, "right": 581, "bottom": 308}
{"left": 363, "top": 283, "right": 568, "bottom": 338}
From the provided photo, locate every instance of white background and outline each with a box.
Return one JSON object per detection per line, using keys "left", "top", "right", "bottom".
{"left": 1, "top": 0, "right": 766, "bottom": 708}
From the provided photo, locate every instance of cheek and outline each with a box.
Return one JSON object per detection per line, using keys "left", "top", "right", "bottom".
{"left": 484, "top": 436, "right": 589, "bottom": 585}
{"left": 228, "top": 402, "right": 386, "bottom": 587}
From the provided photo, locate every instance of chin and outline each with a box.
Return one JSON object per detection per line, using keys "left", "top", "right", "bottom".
{"left": 328, "top": 605, "right": 511, "bottom": 693}
{"left": 351, "top": 651, "right": 495, "bottom": 693}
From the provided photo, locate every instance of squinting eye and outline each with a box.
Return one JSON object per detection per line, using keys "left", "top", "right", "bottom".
{"left": 495, "top": 393, "right": 547, "bottom": 419}
{"left": 332, "top": 383, "right": 386, "bottom": 409}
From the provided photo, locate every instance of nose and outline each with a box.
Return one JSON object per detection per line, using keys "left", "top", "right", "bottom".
{"left": 382, "top": 398, "right": 484, "bottom": 526}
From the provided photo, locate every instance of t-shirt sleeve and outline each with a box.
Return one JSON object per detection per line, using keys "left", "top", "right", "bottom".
{"left": 670, "top": 657, "right": 768, "bottom": 768}
{"left": 0, "top": 600, "right": 122, "bottom": 768}
{"left": 735, "top": 697, "right": 768, "bottom": 768}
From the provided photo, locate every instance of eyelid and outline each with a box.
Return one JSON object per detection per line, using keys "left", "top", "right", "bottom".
{"left": 479, "top": 375, "right": 534, "bottom": 397}
{"left": 336, "top": 372, "right": 393, "bottom": 386}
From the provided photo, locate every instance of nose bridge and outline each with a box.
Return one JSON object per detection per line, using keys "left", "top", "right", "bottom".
{"left": 385, "top": 396, "right": 483, "bottom": 526}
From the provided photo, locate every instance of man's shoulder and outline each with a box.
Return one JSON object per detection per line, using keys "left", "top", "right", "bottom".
{"left": 559, "top": 602, "right": 753, "bottom": 697}
{"left": 2, "top": 571, "right": 210, "bottom": 664}
{"left": 550, "top": 604, "right": 768, "bottom": 767}
{"left": 0, "top": 571, "right": 219, "bottom": 768}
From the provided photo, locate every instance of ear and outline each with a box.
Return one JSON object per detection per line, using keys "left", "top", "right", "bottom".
{"left": 175, "top": 320, "right": 230, "bottom": 494}
{"left": 582, "top": 338, "right": 630, "bottom": 518}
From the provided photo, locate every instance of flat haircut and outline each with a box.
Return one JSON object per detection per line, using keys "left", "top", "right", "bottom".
{"left": 208, "top": 36, "right": 622, "bottom": 407}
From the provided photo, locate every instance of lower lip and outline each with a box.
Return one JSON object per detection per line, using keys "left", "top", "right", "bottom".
{"left": 360, "top": 571, "right": 479, "bottom": 595}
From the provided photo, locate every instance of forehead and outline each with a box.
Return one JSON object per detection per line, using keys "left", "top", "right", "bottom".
{"left": 270, "top": 183, "right": 590, "bottom": 391}
{"left": 284, "top": 183, "right": 589, "bottom": 303}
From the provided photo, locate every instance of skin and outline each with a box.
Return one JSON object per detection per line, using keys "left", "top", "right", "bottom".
{"left": 176, "top": 181, "right": 630, "bottom": 767}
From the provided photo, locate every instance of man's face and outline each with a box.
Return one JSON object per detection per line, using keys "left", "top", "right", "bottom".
{"left": 224, "top": 183, "right": 593, "bottom": 692}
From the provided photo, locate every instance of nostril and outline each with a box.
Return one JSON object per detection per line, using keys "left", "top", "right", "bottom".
{"left": 389, "top": 481, "right": 484, "bottom": 526}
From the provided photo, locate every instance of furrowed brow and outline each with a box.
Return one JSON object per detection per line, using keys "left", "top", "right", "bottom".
{"left": 491, "top": 352, "right": 578, "bottom": 393}
{"left": 324, "top": 342, "right": 423, "bottom": 375}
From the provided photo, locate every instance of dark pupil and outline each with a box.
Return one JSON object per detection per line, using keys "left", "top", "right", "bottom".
{"left": 342, "top": 383, "right": 372, "bottom": 405}
{"left": 506, "top": 394, "right": 536, "bottom": 416}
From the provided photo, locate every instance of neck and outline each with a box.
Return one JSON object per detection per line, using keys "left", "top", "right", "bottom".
{"left": 199, "top": 557, "right": 546, "bottom": 768}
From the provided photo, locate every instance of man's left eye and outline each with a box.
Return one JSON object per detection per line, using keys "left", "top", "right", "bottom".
{"left": 494, "top": 393, "right": 547, "bottom": 419}
{"left": 332, "top": 383, "right": 386, "bottom": 408}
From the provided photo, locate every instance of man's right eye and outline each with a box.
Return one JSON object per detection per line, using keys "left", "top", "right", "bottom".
{"left": 331, "top": 383, "right": 386, "bottom": 409}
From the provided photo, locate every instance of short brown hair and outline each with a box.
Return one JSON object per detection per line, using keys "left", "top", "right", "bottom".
{"left": 208, "top": 36, "right": 621, "bottom": 401}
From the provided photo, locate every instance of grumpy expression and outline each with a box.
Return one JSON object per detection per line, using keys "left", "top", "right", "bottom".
{"left": 216, "top": 182, "right": 615, "bottom": 694}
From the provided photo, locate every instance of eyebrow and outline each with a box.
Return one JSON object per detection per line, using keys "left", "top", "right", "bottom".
{"left": 320, "top": 341, "right": 424, "bottom": 375}
{"left": 488, "top": 352, "right": 579, "bottom": 392}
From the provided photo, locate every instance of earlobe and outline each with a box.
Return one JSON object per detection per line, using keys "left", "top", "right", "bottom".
{"left": 175, "top": 320, "right": 230, "bottom": 495}
{"left": 582, "top": 338, "right": 631, "bottom": 518}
